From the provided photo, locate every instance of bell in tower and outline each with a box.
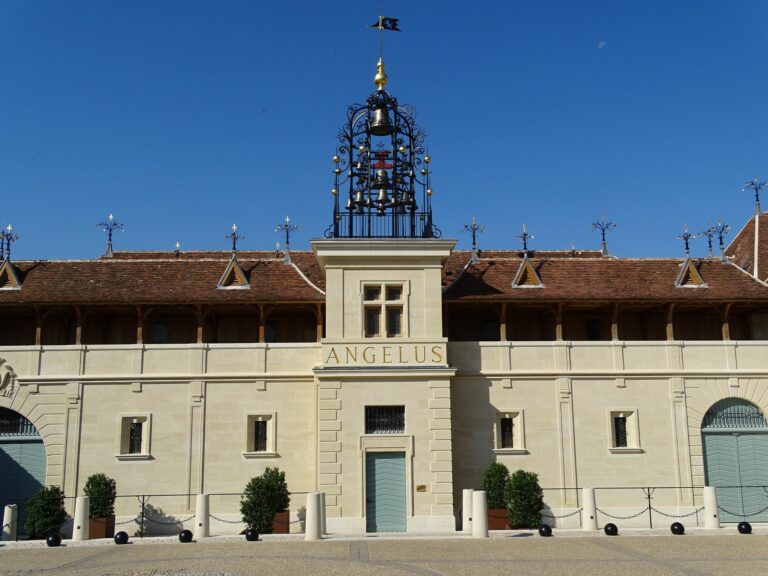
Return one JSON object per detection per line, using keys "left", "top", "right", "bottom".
{"left": 326, "top": 24, "right": 439, "bottom": 240}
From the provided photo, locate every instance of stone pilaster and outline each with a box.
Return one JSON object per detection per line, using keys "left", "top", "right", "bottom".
{"left": 318, "top": 380, "right": 342, "bottom": 515}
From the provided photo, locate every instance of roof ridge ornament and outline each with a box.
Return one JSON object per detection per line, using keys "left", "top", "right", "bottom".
{"left": 226, "top": 224, "right": 245, "bottom": 257}
{"left": 462, "top": 217, "right": 484, "bottom": 265}
{"left": 275, "top": 216, "right": 300, "bottom": 265}
{"left": 516, "top": 224, "right": 533, "bottom": 257}
{"left": 742, "top": 177, "right": 766, "bottom": 214}
{"left": 0, "top": 224, "right": 19, "bottom": 262}
{"left": 676, "top": 224, "right": 699, "bottom": 258}
{"left": 591, "top": 216, "right": 617, "bottom": 256}
{"left": 96, "top": 214, "right": 124, "bottom": 258}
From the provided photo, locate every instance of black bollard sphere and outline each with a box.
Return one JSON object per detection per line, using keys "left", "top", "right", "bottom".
{"left": 114, "top": 531, "right": 129, "bottom": 545}
{"left": 178, "top": 529, "right": 193, "bottom": 543}
{"left": 738, "top": 521, "right": 752, "bottom": 534}
{"left": 538, "top": 524, "right": 552, "bottom": 537}
{"left": 603, "top": 523, "right": 618, "bottom": 536}
{"left": 670, "top": 522, "right": 685, "bottom": 535}
{"left": 245, "top": 528, "right": 260, "bottom": 541}
{"left": 46, "top": 534, "right": 62, "bottom": 547}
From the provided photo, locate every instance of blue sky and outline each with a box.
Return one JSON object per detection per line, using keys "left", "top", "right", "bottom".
{"left": 1, "top": 1, "right": 767, "bottom": 259}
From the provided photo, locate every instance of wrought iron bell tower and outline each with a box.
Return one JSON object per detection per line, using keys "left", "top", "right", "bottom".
{"left": 326, "top": 57, "right": 439, "bottom": 239}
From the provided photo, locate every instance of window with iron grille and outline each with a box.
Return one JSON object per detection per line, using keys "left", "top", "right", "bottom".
{"left": 118, "top": 415, "right": 150, "bottom": 457}
{"left": 613, "top": 415, "right": 628, "bottom": 448}
{"left": 363, "top": 283, "right": 405, "bottom": 338}
{"left": 253, "top": 420, "right": 268, "bottom": 452}
{"left": 365, "top": 406, "right": 405, "bottom": 434}
{"left": 128, "top": 421, "right": 143, "bottom": 454}
{"left": 500, "top": 417, "right": 514, "bottom": 449}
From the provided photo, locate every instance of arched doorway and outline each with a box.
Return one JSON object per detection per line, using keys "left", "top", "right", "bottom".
{"left": 0, "top": 408, "right": 46, "bottom": 532}
{"left": 702, "top": 398, "right": 768, "bottom": 522}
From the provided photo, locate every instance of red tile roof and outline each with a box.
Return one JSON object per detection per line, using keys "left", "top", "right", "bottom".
{"left": 725, "top": 213, "right": 768, "bottom": 283}
{"left": 443, "top": 252, "right": 768, "bottom": 303}
{"left": 0, "top": 252, "right": 324, "bottom": 305}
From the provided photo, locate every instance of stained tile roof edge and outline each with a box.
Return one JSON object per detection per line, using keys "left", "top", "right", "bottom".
{"left": 290, "top": 262, "right": 325, "bottom": 296}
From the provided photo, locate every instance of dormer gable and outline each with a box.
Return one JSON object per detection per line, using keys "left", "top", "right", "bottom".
{"left": 217, "top": 257, "right": 249, "bottom": 289}
{"left": 512, "top": 257, "right": 543, "bottom": 288}
{"left": 675, "top": 259, "right": 707, "bottom": 288}
{"left": 0, "top": 260, "right": 21, "bottom": 290}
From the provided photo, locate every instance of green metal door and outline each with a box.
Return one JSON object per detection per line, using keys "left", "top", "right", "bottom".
{"left": 0, "top": 409, "right": 46, "bottom": 535}
{"left": 365, "top": 452, "right": 406, "bottom": 532}
{"left": 702, "top": 399, "right": 768, "bottom": 523}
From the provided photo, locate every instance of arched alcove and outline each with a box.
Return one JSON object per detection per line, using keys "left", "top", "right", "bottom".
{"left": 0, "top": 407, "right": 46, "bottom": 534}
{"left": 702, "top": 398, "right": 768, "bottom": 522}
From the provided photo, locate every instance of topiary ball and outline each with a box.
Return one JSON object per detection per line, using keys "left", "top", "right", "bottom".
{"left": 738, "top": 521, "right": 752, "bottom": 535}
{"left": 245, "top": 528, "right": 260, "bottom": 541}
{"left": 114, "top": 531, "right": 129, "bottom": 545}
{"left": 670, "top": 522, "right": 685, "bottom": 535}
{"left": 603, "top": 523, "right": 618, "bottom": 536}
{"left": 46, "top": 534, "right": 62, "bottom": 547}
{"left": 178, "top": 529, "right": 193, "bottom": 543}
{"left": 538, "top": 524, "right": 552, "bottom": 537}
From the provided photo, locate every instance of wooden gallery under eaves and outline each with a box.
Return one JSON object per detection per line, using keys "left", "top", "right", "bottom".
{"left": 2, "top": 57, "right": 768, "bottom": 534}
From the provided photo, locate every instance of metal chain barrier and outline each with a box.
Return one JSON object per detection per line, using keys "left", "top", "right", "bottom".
{"left": 541, "top": 508, "right": 582, "bottom": 519}
{"left": 650, "top": 506, "right": 704, "bottom": 519}
{"left": 114, "top": 515, "right": 143, "bottom": 526}
{"left": 209, "top": 513, "right": 246, "bottom": 525}
{"left": 144, "top": 514, "right": 195, "bottom": 525}
{"left": 717, "top": 504, "right": 768, "bottom": 518}
{"left": 596, "top": 506, "right": 650, "bottom": 520}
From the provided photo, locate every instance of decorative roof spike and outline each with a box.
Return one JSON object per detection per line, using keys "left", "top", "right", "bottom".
{"left": 742, "top": 177, "right": 766, "bottom": 214}
{"left": 226, "top": 224, "right": 245, "bottom": 256}
{"left": 174, "top": 241, "right": 181, "bottom": 259}
{"left": 461, "top": 217, "right": 485, "bottom": 265}
{"left": 275, "top": 216, "right": 300, "bottom": 265}
{"left": 96, "top": 214, "right": 124, "bottom": 258}
{"left": 0, "top": 224, "right": 19, "bottom": 261}
{"left": 591, "top": 216, "right": 617, "bottom": 256}
{"left": 713, "top": 220, "right": 731, "bottom": 263}
{"left": 676, "top": 225, "right": 699, "bottom": 258}
{"left": 517, "top": 224, "right": 533, "bottom": 256}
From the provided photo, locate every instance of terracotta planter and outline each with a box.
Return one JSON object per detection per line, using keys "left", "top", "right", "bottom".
{"left": 88, "top": 516, "right": 115, "bottom": 539}
{"left": 487, "top": 508, "right": 510, "bottom": 530}
{"left": 271, "top": 510, "right": 290, "bottom": 534}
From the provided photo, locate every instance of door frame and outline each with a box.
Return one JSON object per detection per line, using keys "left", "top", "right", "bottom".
{"left": 359, "top": 434, "right": 414, "bottom": 528}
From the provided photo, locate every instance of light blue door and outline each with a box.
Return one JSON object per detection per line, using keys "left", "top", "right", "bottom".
{"left": 702, "top": 399, "right": 768, "bottom": 523}
{"left": 365, "top": 452, "right": 406, "bottom": 532}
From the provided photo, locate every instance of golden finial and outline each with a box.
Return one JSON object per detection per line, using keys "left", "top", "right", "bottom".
{"left": 374, "top": 57, "right": 388, "bottom": 90}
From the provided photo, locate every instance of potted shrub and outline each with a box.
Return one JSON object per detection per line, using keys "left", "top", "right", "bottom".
{"left": 83, "top": 473, "right": 117, "bottom": 538}
{"left": 505, "top": 469, "right": 544, "bottom": 529}
{"left": 24, "top": 486, "right": 67, "bottom": 540}
{"left": 240, "top": 467, "right": 291, "bottom": 534}
{"left": 481, "top": 461, "right": 510, "bottom": 530}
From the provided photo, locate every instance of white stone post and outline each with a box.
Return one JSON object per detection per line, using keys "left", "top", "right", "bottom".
{"left": 471, "top": 490, "right": 488, "bottom": 539}
{"left": 194, "top": 494, "right": 209, "bottom": 539}
{"left": 305, "top": 492, "right": 321, "bottom": 541}
{"left": 703, "top": 486, "right": 720, "bottom": 529}
{"left": 72, "top": 496, "right": 90, "bottom": 541}
{"left": 2, "top": 505, "right": 18, "bottom": 541}
{"left": 319, "top": 492, "right": 327, "bottom": 535}
{"left": 462, "top": 489, "right": 474, "bottom": 533}
{"left": 581, "top": 487, "right": 598, "bottom": 530}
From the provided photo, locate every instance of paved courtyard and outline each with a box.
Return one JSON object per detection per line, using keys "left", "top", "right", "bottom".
{"left": 2, "top": 531, "right": 768, "bottom": 576}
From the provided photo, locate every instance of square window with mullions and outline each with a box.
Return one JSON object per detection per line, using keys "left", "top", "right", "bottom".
{"left": 365, "top": 406, "right": 405, "bottom": 434}
{"left": 363, "top": 283, "right": 406, "bottom": 338}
